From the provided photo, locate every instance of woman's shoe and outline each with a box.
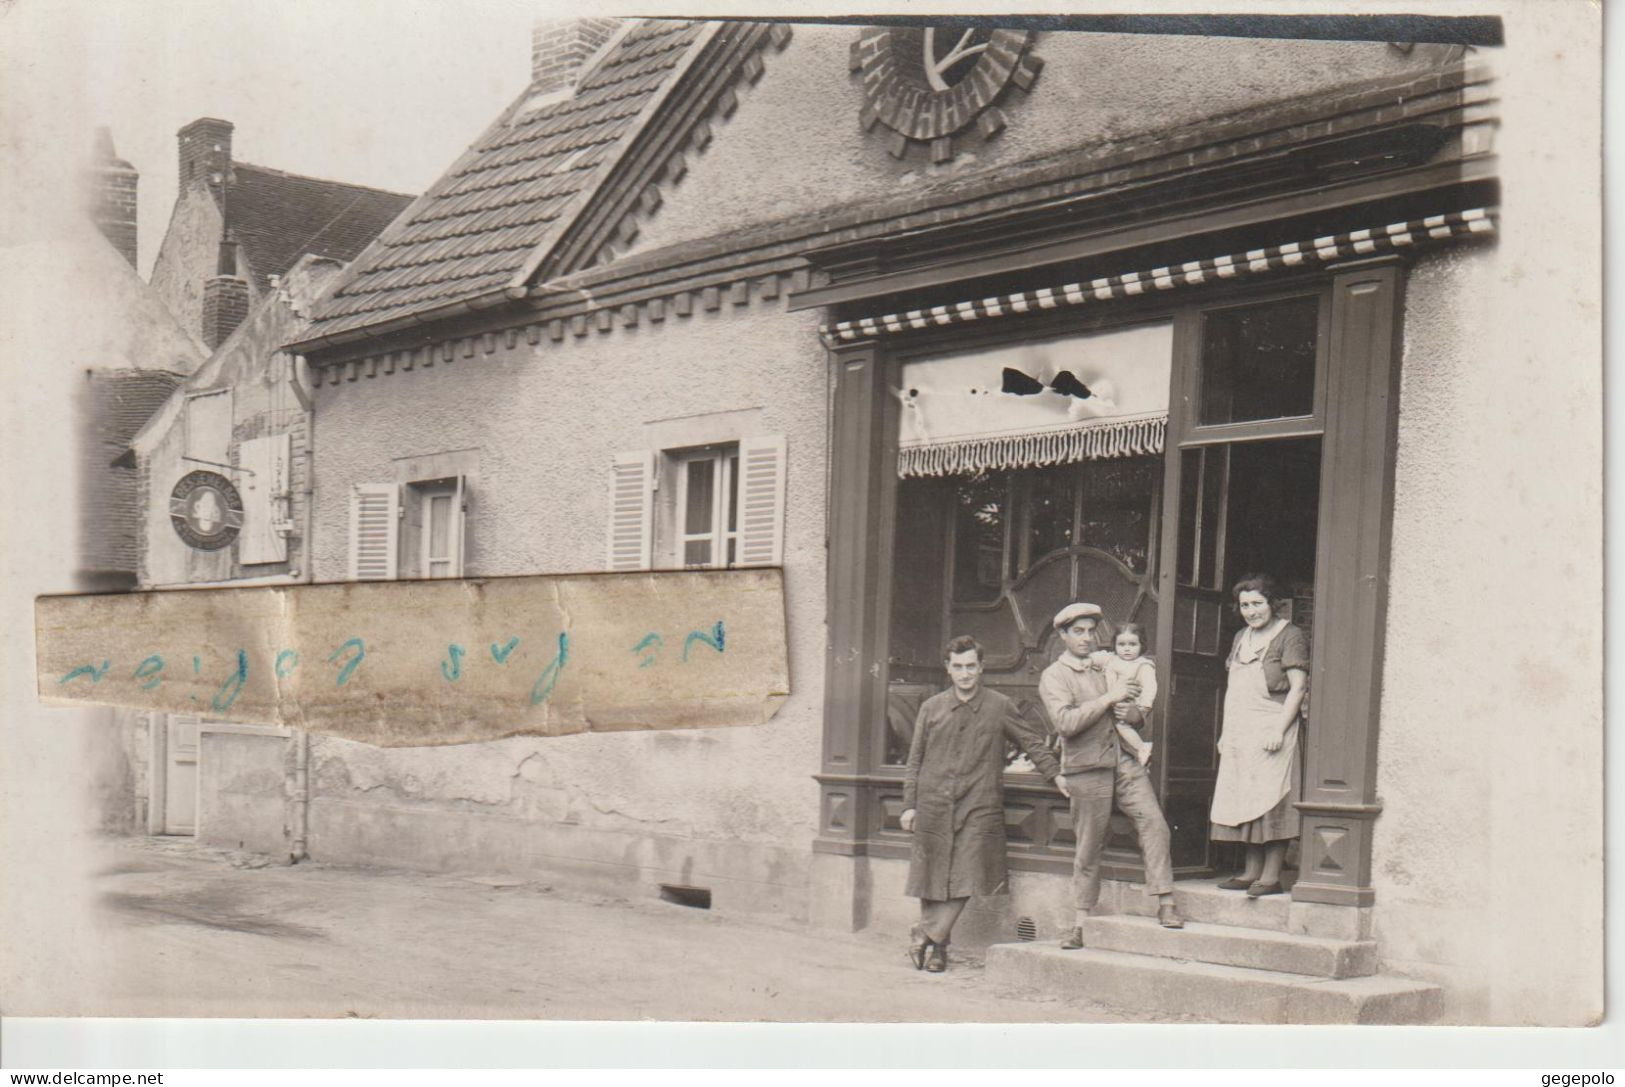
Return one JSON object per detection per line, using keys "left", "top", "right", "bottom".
{"left": 1060, "top": 927, "right": 1085, "bottom": 950}
{"left": 1246, "top": 880, "right": 1284, "bottom": 898}
{"left": 925, "top": 941, "right": 949, "bottom": 973}
{"left": 906, "top": 924, "right": 931, "bottom": 970}
{"left": 1217, "top": 877, "right": 1252, "bottom": 891}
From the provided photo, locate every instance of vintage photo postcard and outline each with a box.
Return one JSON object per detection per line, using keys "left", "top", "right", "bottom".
{"left": 0, "top": 0, "right": 1603, "bottom": 1038}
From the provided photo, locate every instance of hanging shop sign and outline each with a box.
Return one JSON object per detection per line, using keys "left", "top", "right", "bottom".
{"left": 169, "top": 470, "right": 244, "bottom": 551}
{"left": 853, "top": 26, "right": 1041, "bottom": 162}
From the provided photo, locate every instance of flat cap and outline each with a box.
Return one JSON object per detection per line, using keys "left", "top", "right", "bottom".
{"left": 1052, "top": 602, "right": 1104, "bottom": 630}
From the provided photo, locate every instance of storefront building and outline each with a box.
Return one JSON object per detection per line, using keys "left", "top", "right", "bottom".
{"left": 278, "top": 18, "right": 1597, "bottom": 1023}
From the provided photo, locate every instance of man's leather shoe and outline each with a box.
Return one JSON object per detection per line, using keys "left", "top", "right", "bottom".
{"left": 1060, "top": 926, "right": 1085, "bottom": 950}
{"left": 1157, "top": 902, "right": 1185, "bottom": 929}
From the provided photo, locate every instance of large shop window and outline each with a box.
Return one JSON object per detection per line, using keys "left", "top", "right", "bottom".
{"left": 607, "top": 436, "right": 787, "bottom": 571}
{"left": 874, "top": 297, "right": 1328, "bottom": 873}
{"left": 884, "top": 322, "right": 1172, "bottom": 769}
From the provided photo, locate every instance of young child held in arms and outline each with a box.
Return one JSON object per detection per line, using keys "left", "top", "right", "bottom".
{"left": 1091, "top": 622, "right": 1156, "bottom": 766}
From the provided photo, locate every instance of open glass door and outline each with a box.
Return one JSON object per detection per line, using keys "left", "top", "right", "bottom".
{"left": 1155, "top": 292, "right": 1329, "bottom": 872}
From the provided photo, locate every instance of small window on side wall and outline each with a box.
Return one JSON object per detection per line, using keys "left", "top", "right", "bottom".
{"left": 346, "top": 476, "right": 467, "bottom": 581}
{"left": 606, "top": 435, "right": 786, "bottom": 572}
{"left": 676, "top": 446, "right": 740, "bottom": 569}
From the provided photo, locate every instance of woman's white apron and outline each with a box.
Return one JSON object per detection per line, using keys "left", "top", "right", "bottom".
{"left": 1209, "top": 627, "right": 1299, "bottom": 827}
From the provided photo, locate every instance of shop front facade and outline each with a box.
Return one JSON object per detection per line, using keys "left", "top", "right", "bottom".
{"left": 280, "top": 18, "right": 1598, "bottom": 1023}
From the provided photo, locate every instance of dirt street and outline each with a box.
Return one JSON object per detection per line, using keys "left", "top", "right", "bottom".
{"left": 81, "top": 838, "right": 1127, "bottom": 1022}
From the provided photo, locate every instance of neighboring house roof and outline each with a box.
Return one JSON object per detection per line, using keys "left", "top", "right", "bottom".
{"left": 305, "top": 19, "right": 709, "bottom": 340}
{"left": 230, "top": 163, "right": 413, "bottom": 293}
{"left": 86, "top": 369, "right": 188, "bottom": 574}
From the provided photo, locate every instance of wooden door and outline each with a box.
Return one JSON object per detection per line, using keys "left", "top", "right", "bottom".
{"left": 1158, "top": 446, "right": 1233, "bottom": 869}
{"left": 1153, "top": 291, "right": 1329, "bottom": 873}
{"left": 162, "top": 714, "right": 200, "bottom": 835}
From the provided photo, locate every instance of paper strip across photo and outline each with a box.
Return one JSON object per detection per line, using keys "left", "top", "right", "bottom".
{"left": 36, "top": 569, "right": 789, "bottom": 746}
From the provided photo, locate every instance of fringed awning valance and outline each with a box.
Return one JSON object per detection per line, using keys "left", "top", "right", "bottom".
{"left": 824, "top": 207, "right": 1497, "bottom": 345}
{"left": 897, "top": 321, "right": 1171, "bottom": 478}
{"left": 900, "top": 411, "right": 1166, "bottom": 477}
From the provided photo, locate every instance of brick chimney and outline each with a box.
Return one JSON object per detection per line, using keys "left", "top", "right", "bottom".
{"left": 178, "top": 117, "right": 234, "bottom": 197}
{"left": 88, "top": 127, "right": 138, "bottom": 268}
{"left": 201, "top": 238, "right": 250, "bottom": 349}
{"left": 530, "top": 18, "right": 618, "bottom": 96}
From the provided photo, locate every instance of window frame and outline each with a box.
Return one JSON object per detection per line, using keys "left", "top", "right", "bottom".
{"left": 669, "top": 443, "right": 740, "bottom": 571}
{"left": 1174, "top": 285, "right": 1334, "bottom": 447}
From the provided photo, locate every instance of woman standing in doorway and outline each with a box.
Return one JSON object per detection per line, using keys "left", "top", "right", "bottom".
{"left": 1210, "top": 574, "right": 1310, "bottom": 897}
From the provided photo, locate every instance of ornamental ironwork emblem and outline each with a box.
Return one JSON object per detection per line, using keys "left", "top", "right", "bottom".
{"left": 851, "top": 26, "right": 1042, "bottom": 162}
{"left": 169, "top": 470, "right": 244, "bottom": 551}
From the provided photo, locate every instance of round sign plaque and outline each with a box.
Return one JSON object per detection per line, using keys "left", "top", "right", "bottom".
{"left": 169, "top": 470, "right": 245, "bottom": 551}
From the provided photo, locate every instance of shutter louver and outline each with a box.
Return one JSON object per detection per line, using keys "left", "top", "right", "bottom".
{"left": 348, "top": 483, "right": 399, "bottom": 581}
{"left": 607, "top": 451, "right": 654, "bottom": 571}
{"left": 737, "top": 434, "right": 787, "bottom": 567}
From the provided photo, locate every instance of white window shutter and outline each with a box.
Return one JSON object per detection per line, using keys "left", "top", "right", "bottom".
{"left": 238, "top": 433, "right": 289, "bottom": 565}
{"left": 348, "top": 483, "right": 399, "bottom": 580}
{"left": 607, "top": 451, "right": 654, "bottom": 571}
{"left": 451, "top": 473, "right": 467, "bottom": 577}
{"left": 737, "top": 434, "right": 787, "bottom": 567}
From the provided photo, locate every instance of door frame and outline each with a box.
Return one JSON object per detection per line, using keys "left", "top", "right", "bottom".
{"left": 1152, "top": 282, "right": 1334, "bottom": 875}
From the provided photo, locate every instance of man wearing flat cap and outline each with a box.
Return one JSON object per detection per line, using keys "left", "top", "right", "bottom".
{"left": 1040, "top": 602, "right": 1182, "bottom": 945}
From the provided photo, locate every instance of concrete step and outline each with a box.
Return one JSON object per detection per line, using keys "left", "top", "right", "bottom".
{"left": 1078, "top": 915, "right": 1376, "bottom": 978}
{"left": 1118, "top": 880, "right": 1293, "bottom": 931}
{"left": 986, "top": 942, "right": 1442, "bottom": 1025}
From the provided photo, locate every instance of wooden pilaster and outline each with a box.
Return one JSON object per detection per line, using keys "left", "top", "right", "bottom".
{"left": 814, "top": 338, "right": 900, "bottom": 856}
{"left": 1294, "top": 258, "right": 1407, "bottom": 906}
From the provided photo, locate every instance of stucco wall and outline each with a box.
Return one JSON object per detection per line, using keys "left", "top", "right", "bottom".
{"left": 630, "top": 26, "right": 1455, "bottom": 257}
{"left": 148, "top": 188, "right": 228, "bottom": 345}
{"left": 1377, "top": 177, "right": 1601, "bottom": 1024}
{"left": 141, "top": 258, "right": 337, "bottom": 588}
{"left": 307, "top": 297, "right": 830, "bottom": 911}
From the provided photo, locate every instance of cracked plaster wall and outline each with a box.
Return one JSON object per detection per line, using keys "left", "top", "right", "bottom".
{"left": 308, "top": 300, "right": 828, "bottom": 856}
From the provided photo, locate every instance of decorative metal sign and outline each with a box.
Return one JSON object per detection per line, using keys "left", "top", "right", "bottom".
{"left": 852, "top": 26, "right": 1042, "bottom": 162}
{"left": 169, "top": 470, "right": 244, "bottom": 551}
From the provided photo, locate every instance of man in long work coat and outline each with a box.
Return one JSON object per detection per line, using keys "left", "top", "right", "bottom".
{"left": 900, "top": 635, "right": 1068, "bottom": 973}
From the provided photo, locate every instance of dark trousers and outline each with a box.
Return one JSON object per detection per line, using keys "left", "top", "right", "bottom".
{"left": 1064, "top": 752, "right": 1176, "bottom": 910}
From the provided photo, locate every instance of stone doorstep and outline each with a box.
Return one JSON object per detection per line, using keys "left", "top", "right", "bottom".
{"left": 986, "top": 943, "right": 1443, "bottom": 1026}
{"left": 1115, "top": 879, "right": 1293, "bottom": 931}
{"left": 1077, "top": 915, "right": 1377, "bottom": 979}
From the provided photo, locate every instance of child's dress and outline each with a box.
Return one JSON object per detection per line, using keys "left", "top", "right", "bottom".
{"left": 1092, "top": 652, "right": 1157, "bottom": 765}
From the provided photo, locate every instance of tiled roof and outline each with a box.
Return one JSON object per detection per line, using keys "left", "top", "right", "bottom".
{"left": 230, "top": 163, "right": 414, "bottom": 294}
{"left": 84, "top": 369, "right": 187, "bottom": 574}
{"left": 308, "top": 19, "right": 705, "bottom": 337}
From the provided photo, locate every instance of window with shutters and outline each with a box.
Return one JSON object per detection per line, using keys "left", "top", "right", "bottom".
{"left": 401, "top": 477, "right": 466, "bottom": 578}
{"left": 606, "top": 435, "right": 785, "bottom": 572}
{"left": 674, "top": 445, "right": 740, "bottom": 569}
{"left": 348, "top": 477, "right": 467, "bottom": 581}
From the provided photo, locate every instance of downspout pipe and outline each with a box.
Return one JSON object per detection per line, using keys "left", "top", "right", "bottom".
{"left": 285, "top": 353, "right": 317, "bottom": 863}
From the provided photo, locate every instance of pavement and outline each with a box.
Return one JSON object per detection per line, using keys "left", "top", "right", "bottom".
{"left": 77, "top": 837, "right": 1132, "bottom": 1022}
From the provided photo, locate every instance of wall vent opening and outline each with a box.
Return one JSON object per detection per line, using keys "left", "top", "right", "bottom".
{"left": 1015, "top": 916, "right": 1038, "bottom": 941}
{"left": 659, "top": 883, "right": 712, "bottom": 909}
